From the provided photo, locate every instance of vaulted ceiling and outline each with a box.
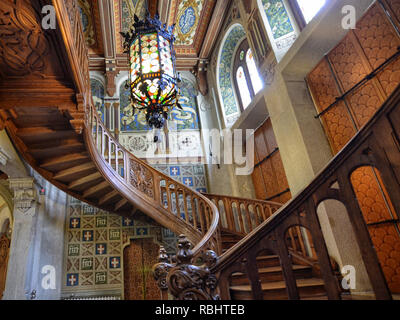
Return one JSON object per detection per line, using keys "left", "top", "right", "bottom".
{"left": 78, "top": 0, "right": 231, "bottom": 73}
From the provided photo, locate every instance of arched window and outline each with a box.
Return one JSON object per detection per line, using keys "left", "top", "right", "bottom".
{"left": 217, "top": 23, "right": 246, "bottom": 126}
{"left": 233, "top": 39, "right": 263, "bottom": 111}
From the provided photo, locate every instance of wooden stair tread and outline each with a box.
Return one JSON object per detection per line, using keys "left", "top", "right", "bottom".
{"left": 230, "top": 278, "right": 325, "bottom": 291}
{"left": 231, "top": 265, "right": 311, "bottom": 276}
{"left": 256, "top": 255, "right": 279, "bottom": 260}
{"left": 53, "top": 162, "right": 97, "bottom": 182}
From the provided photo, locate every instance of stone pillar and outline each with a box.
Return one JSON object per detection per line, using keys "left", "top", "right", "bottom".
{"left": 3, "top": 177, "right": 37, "bottom": 300}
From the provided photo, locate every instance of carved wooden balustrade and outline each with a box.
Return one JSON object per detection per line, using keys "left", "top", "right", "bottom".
{"left": 203, "top": 193, "right": 281, "bottom": 236}
{"left": 204, "top": 193, "right": 317, "bottom": 266}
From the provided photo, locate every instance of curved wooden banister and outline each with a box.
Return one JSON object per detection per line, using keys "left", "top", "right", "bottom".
{"left": 83, "top": 102, "right": 221, "bottom": 256}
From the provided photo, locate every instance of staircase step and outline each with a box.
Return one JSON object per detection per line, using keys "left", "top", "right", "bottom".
{"left": 222, "top": 240, "right": 240, "bottom": 250}
{"left": 230, "top": 278, "right": 326, "bottom": 300}
{"left": 29, "top": 139, "right": 85, "bottom": 159}
{"left": 40, "top": 153, "right": 90, "bottom": 172}
{"left": 230, "top": 265, "right": 313, "bottom": 286}
{"left": 256, "top": 255, "right": 281, "bottom": 268}
{"left": 53, "top": 162, "right": 97, "bottom": 183}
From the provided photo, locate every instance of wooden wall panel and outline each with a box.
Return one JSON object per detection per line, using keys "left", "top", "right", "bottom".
{"left": 252, "top": 150, "right": 268, "bottom": 200}
{"left": 351, "top": 167, "right": 400, "bottom": 293}
{"left": 307, "top": 59, "right": 357, "bottom": 153}
{"left": 252, "top": 119, "right": 291, "bottom": 203}
{"left": 307, "top": 1, "right": 400, "bottom": 294}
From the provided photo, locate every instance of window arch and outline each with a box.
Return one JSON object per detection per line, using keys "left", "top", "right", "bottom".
{"left": 232, "top": 39, "right": 263, "bottom": 111}
{"left": 217, "top": 23, "right": 246, "bottom": 127}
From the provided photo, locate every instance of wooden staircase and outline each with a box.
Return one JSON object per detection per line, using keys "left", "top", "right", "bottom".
{"left": 221, "top": 230, "right": 327, "bottom": 300}
{"left": 0, "top": 0, "right": 283, "bottom": 266}
{"left": 1, "top": 0, "right": 399, "bottom": 301}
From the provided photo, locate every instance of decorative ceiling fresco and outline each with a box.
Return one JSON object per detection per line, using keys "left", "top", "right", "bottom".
{"left": 174, "top": 0, "right": 203, "bottom": 46}
{"left": 115, "top": 0, "right": 148, "bottom": 54}
{"left": 168, "top": 0, "right": 216, "bottom": 58}
{"left": 80, "top": 0, "right": 226, "bottom": 72}
{"left": 77, "top": 0, "right": 104, "bottom": 55}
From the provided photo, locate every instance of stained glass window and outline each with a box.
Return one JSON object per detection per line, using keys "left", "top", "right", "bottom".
{"left": 233, "top": 39, "right": 263, "bottom": 111}
{"left": 236, "top": 67, "right": 252, "bottom": 109}
{"left": 246, "top": 49, "right": 263, "bottom": 94}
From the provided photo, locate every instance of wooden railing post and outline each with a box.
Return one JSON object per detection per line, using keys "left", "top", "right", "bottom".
{"left": 246, "top": 253, "right": 263, "bottom": 300}
{"left": 305, "top": 198, "right": 341, "bottom": 300}
{"left": 275, "top": 230, "right": 299, "bottom": 300}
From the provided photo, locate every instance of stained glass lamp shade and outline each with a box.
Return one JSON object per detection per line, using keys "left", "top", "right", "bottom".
{"left": 121, "top": 13, "right": 180, "bottom": 129}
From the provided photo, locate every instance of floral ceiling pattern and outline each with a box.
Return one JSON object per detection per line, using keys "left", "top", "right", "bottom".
{"left": 174, "top": 0, "right": 203, "bottom": 46}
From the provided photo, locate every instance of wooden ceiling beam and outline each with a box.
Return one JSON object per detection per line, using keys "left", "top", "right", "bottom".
{"left": 98, "top": 0, "right": 116, "bottom": 59}
{"left": 148, "top": 0, "right": 159, "bottom": 17}
{"left": 199, "top": 0, "right": 232, "bottom": 59}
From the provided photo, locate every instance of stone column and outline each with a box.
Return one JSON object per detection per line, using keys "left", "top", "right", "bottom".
{"left": 3, "top": 177, "right": 37, "bottom": 300}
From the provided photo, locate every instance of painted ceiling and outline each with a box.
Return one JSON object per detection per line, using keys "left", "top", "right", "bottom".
{"left": 77, "top": 0, "right": 220, "bottom": 70}
{"left": 78, "top": 0, "right": 104, "bottom": 55}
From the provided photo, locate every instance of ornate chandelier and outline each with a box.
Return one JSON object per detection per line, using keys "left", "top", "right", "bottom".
{"left": 121, "top": 13, "right": 182, "bottom": 129}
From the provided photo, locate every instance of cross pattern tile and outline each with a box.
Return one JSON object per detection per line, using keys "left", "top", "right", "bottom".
{"left": 62, "top": 196, "right": 176, "bottom": 294}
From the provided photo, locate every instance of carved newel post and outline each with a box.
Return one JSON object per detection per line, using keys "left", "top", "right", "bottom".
{"left": 153, "top": 235, "right": 220, "bottom": 300}
{"left": 153, "top": 246, "right": 172, "bottom": 300}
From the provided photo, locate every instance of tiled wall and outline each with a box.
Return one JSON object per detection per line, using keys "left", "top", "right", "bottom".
{"left": 61, "top": 196, "right": 177, "bottom": 299}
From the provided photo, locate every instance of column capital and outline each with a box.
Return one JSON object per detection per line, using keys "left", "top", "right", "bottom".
{"left": 8, "top": 177, "right": 37, "bottom": 216}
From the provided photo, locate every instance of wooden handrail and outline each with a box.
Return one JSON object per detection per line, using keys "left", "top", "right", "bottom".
{"left": 210, "top": 83, "right": 400, "bottom": 300}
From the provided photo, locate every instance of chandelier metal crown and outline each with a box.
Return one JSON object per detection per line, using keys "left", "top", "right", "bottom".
{"left": 120, "top": 12, "right": 182, "bottom": 129}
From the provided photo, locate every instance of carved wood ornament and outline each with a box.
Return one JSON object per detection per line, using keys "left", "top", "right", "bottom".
{"left": 0, "top": 0, "right": 50, "bottom": 78}
{"left": 153, "top": 235, "right": 219, "bottom": 300}
{"left": 129, "top": 159, "right": 154, "bottom": 199}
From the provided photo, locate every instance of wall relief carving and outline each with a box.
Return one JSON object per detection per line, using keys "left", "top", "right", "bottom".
{"left": 0, "top": 0, "right": 50, "bottom": 77}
